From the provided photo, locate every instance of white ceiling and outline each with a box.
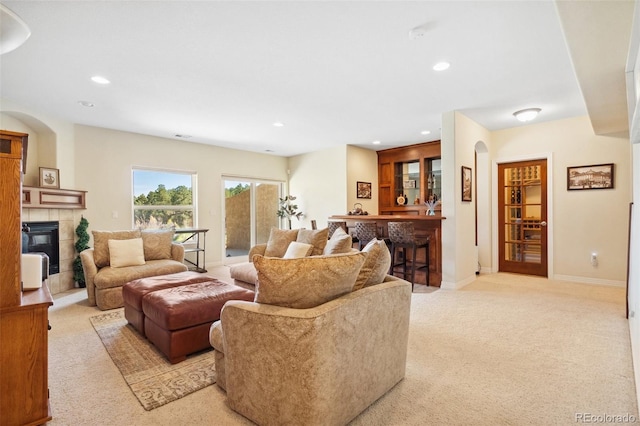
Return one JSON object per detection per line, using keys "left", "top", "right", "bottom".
{"left": 0, "top": 1, "right": 634, "bottom": 157}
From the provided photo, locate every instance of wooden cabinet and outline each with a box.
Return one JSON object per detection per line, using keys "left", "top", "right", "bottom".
{"left": 377, "top": 141, "right": 441, "bottom": 215}
{"left": 0, "top": 130, "right": 53, "bottom": 425}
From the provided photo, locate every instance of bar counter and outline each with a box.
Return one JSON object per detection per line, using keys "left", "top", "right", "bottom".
{"left": 329, "top": 214, "right": 445, "bottom": 287}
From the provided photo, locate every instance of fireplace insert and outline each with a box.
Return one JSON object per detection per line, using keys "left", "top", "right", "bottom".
{"left": 22, "top": 221, "right": 59, "bottom": 275}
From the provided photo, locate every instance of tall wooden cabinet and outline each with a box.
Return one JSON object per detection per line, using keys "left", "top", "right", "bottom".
{"left": 0, "top": 130, "right": 53, "bottom": 425}
{"left": 377, "top": 141, "right": 441, "bottom": 215}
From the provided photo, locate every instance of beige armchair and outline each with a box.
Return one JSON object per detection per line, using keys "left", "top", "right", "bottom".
{"left": 209, "top": 275, "right": 411, "bottom": 426}
{"left": 80, "top": 229, "right": 188, "bottom": 310}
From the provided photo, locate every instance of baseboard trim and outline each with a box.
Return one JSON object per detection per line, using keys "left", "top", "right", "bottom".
{"left": 441, "top": 274, "right": 476, "bottom": 290}
{"left": 553, "top": 274, "right": 626, "bottom": 288}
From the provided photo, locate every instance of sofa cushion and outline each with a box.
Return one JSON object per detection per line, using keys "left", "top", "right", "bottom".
{"left": 283, "top": 242, "right": 313, "bottom": 259}
{"left": 93, "top": 230, "right": 142, "bottom": 267}
{"left": 296, "top": 228, "right": 329, "bottom": 256}
{"left": 108, "top": 237, "right": 146, "bottom": 268}
{"left": 229, "top": 262, "right": 259, "bottom": 286}
{"left": 141, "top": 229, "right": 175, "bottom": 260}
{"left": 264, "top": 228, "right": 299, "bottom": 257}
{"left": 94, "top": 259, "right": 188, "bottom": 289}
{"left": 323, "top": 227, "right": 353, "bottom": 255}
{"left": 353, "top": 239, "right": 392, "bottom": 291}
{"left": 253, "top": 252, "right": 365, "bottom": 309}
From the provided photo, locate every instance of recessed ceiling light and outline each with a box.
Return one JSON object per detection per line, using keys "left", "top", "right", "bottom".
{"left": 265, "top": 149, "right": 274, "bottom": 153}
{"left": 91, "top": 75, "right": 110, "bottom": 85}
{"left": 174, "top": 134, "right": 191, "bottom": 139}
{"left": 513, "top": 108, "right": 541, "bottom": 122}
{"left": 433, "top": 62, "right": 450, "bottom": 71}
{"left": 78, "top": 101, "right": 94, "bottom": 107}
{"left": 372, "top": 140, "right": 381, "bottom": 145}
{"left": 273, "top": 122, "right": 284, "bottom": 127}
{"left": 421, "top": 130, "right": 431, "bottom": 135}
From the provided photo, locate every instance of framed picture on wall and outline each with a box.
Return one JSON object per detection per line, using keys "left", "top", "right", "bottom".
{"left": 567, "top": 163, "right": 614, "bottom": 190}
{"left": 461, "top": 166, "right": 472, "bottom": 202}
{"left": 39, "top": 167, "right": 60, "bottom": 189}
{"left": 357, "top": 181, "right": 372, "bottom": 199}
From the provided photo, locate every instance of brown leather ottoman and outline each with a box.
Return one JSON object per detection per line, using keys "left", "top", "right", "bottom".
{"left": 123, "top": 271, "right": 214, "bottom": 336}
{"left": 142, "top": 279, "right": 254, "bottom": 364}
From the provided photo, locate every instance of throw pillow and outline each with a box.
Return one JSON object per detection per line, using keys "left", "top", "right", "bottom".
{"left": 141, "top": 229, "right": 175, "bottom": 260}
{"left": 323, "top": 226, "right": 353, "bottom": 255}
{"left": 108, "top": 238, "right": 146, "bottom": 268}
{"left": 93, "top": 230, "right": 142, "bottom": 267}
{"left": 296, "top": 228, "right": 329, "bottom": 256}
{"left": 353, "top": 239, "right": 392, "bottom": 291}
{"left": 282, "top": 241, "right": 314, "bottom": 259}
{"left": 264, "top": 228, "right": 299, "bottom": 257}
{"left": 253, "top": 251, "right": 366, "bottom": 309}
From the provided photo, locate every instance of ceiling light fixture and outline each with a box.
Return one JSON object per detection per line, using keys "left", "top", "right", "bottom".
{"left": 273, "top": 122, "right": 284, "bottom": 127}
{"left": 513, "top": 108, "right": 541, "bottom": 122}
{"left": 78, "top": 101, "right": 95, "bottom": 107}
{"left": 91, "top": 75, "right": 110, "bottom": 85}
{"left": 174, "top": 134, "right": 191, "bottom": 139}
{"left": 421, "top": 130, "right": 431, "bottom": 135}
{"left": 0, "top": 4, "right": 31, "bottom": 55}
{"left": 372, "top": 140, "right": 381, "bottom": 145}
{"left": 433, "top": 62, "right": 450, "bottom": 71}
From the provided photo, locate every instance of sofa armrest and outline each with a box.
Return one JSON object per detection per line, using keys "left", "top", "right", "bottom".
{"left": 220, "top": 278, "right": 411, "bottom": 425}
{"left": 248, "top": 243, "right": 267, "bottom": 262}
{"left": 170, "top": 243, "right": 185, "bottom": 262}
{"left": 80, "top": 249, "right": 98, "bottom": 306}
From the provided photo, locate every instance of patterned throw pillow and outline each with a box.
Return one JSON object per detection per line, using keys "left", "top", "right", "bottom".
{"left": 353, "top": 239, "right": 392, "bottom": 291}
{"left": 141, "top": 229, "right": 175, "bottom": 260}
{"left": 93, "top": 230, "right": 141, "bottom": 267}
{"left": 296, "top": 228, "right": 329, "bottom": 256}
{"left": 253, "top": 252, "right": 366, "bottom": 308}
{"left": 264, "top": 228, "right": 299, "bottom": 257}
{"left": 108, "top": 238, "right": 146, "bottom": 268}
{"left": 323, "top": 226, "right": 353, "bottom": 255}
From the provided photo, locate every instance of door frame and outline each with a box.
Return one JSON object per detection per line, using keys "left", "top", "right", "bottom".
{"left": 492, "top": 152, "right": 554, "bottom": 278}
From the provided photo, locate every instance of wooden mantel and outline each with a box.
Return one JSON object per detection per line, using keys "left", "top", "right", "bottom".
{"left": 23, "top": 186, "right": 87, "bottom": 209}
{"left": 330, "top": 214, "right": 445, "bottom": 287}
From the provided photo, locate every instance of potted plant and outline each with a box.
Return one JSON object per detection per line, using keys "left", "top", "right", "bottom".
{"left": 73, "top": 216, "right": 90, "bottom": 288}
{"left": 277, "top": 195, "right": 303, "bottom": 229}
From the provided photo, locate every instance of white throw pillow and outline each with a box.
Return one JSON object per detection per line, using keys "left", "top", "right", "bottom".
{"left": 282, "top": 241, "right": 314, "bottom": 259}
{"left": 108, "top": 238, "right": 146, "bottom": 268}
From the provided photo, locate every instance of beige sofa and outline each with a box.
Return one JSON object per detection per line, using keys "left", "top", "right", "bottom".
{"left": 80, "top": 229, "right": 188, "bottom": 310}
{"left": 209, "top": 274, "right": 411, "bottom": 426}
{"left": 229, "top": 226, "right": 353, "bottom": 290}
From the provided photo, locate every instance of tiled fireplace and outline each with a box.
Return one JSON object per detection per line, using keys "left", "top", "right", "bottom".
{"left": 21, "top": 208, "right": 82, "bottom": 295}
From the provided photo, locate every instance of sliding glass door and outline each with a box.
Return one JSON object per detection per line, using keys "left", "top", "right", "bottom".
{"left": 223, "top": 178, "right": 281, "bottom": 259}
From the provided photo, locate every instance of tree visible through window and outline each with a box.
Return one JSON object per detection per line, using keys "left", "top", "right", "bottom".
{"left": 133, "top": 169, "right": 195, "bottom": 230}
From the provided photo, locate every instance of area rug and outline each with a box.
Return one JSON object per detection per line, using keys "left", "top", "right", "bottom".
{"left": 89, "top": 309, "right": 216, "bottom": 411}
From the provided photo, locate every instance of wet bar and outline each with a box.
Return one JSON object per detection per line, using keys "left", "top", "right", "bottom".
{"left": 329, "top": 215, "right": 444, "bottom": 287}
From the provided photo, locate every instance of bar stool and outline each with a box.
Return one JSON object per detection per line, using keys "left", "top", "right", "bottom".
{"left": 327, "top": 221, "right": 347, "bottom": 238}
{"left": 354, "top": 222, "right": 378, "bottom": 250}
{"left": 387, "top": 222, "right": 430, "bottom": 291}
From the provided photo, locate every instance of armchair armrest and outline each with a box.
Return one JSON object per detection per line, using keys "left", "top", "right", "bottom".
{"left": 248, "top": 243, "right": 267, "bottom": 262}
{"left": 171, "top": 243, "right": 185, "bottom": 262}
{"left": 220, "top": 278, "right": 411, "bottom": 426}
{"left": 79, "top": 249, "right": 98, "bottom": 306}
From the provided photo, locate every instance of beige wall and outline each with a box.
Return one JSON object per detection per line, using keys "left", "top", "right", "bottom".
{"left": 346, "top": 145, "right": 379, "bottom": 215}
{"left": 74, "top": 124, "right": 288, "bottom": 265}
{"left": 492, "top": 115, "right": 631, "bottom": 284}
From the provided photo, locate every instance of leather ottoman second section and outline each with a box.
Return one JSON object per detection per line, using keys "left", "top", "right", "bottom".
{"left": 142, "top": 280, "right": 255, "bottom": 364}
{"left": 123, "top": 271, "right": 214, "bottom": 337}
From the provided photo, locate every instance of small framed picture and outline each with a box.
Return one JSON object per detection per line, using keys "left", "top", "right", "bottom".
{"left": 567, "top": 163, "right": 614, "bottom": 190}
{"left": 461, "top": 166, "right": 472, "bottom": 202}
{"left": 357, "top": 181, "right": 372, "bottom": 199}
{"left": 39, "top": 167, "right": 60, "bottom": 189}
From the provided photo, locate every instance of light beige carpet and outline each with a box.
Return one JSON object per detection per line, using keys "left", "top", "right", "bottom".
{"left": 89, "top": 309, "right": 216, "bottom": 411}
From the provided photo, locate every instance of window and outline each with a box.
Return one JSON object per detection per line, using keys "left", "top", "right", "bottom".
{"left": 132, "top": 168, "right": 196, "bottom": 231}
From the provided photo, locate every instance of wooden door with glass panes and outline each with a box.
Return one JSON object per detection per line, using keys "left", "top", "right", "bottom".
{"left": 498, "top": 159, "right": 548, "bottom": 276}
